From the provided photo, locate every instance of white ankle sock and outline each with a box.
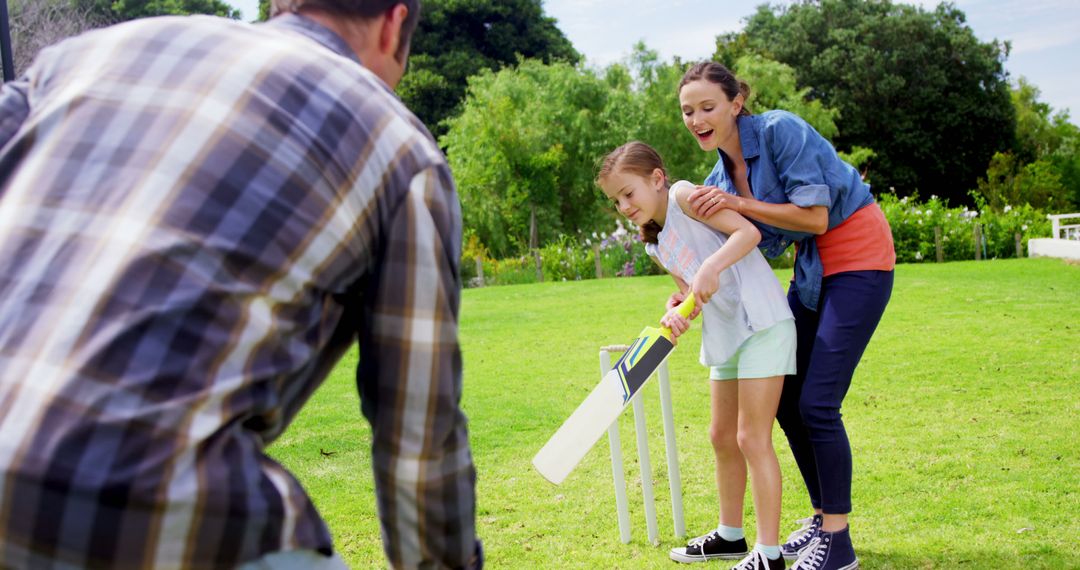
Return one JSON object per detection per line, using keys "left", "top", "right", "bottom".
{"left": 755, "top": 543, "right": 781, "bottom": 560}
{"left": 716, "top": 524, "right": 744, "bottom": 541}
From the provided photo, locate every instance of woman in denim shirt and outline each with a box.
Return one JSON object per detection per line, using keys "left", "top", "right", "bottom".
{"left": 671, "top": 62, "right": 896, "bottom": 570}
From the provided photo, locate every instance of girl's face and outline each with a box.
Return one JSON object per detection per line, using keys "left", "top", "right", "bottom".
{"left": 599, "top": 167, "right": 666, "bottom": 226}
{"left": 679, "top": 79, "right": 744, "bottom": 151}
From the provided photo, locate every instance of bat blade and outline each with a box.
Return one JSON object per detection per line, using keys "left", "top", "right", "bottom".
{"left": 531, "top": 328, "right": 677, "bottom": 485}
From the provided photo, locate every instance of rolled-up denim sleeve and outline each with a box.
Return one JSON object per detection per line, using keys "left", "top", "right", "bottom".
{"left": 765, "top": 112, "right": 833, "bottom": 209}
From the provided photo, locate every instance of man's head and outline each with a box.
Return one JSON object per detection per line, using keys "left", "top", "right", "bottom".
{"left": 271, "top": 0, "right": 420, "bottom": 88}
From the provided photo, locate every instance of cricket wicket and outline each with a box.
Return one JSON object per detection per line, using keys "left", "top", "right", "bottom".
{"left": 600, "top": 345, "right": 685, "bottom": 545}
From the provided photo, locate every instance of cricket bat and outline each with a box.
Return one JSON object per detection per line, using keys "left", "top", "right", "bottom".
{"left": 532, "top": 293, "right": 697, "bottom": 485}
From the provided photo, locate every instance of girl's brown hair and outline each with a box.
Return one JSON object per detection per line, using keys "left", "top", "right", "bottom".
{"left": 596, "top": 141, "right": 668, "bottom": 244}
{"left": 679, "top": 62, "right": 752, "bottom": 116}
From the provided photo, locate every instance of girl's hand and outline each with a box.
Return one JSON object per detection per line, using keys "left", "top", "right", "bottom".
{"left": 660, "top": 308, "right": 691, "bottom": 340}
{"left": 688, "top": 185, "right": 743, "bottom": 219}
{"left": 666, "top": 290, "right": 701, "bottom": 320}
{"left": 691, "top": 263, "right": 720, "bottom": 306}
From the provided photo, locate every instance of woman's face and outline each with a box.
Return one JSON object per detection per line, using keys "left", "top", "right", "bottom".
{"left": 679, "top": 79, "right": 743, "bottom": 151}
{"left": 599, "top": 168, "right": 666, "bottom": 227}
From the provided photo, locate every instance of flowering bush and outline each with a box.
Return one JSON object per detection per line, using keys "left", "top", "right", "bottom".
{"left": 459, "top": 195, "right": 1052, "bottom": 287}
{"left": 539, "top": 235, "right": 594, "bottom": 282}
{"left": 878, "top": 193, "right": 1050, "bottom": 262}
{"left": 592, "top": 220, "right": 665, "bottom": 279}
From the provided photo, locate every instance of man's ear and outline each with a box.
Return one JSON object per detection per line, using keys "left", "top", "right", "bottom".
{"left": 379, "top": 4, "right": 409, "bottom": 57}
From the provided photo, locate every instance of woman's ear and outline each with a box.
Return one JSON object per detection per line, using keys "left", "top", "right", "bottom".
{"left": 731, "top": 93, "right": 745, "bottom": 116}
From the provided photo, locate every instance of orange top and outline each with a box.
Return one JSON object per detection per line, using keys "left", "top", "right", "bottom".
{"left": 816, "top": 203, "right": 896, "bottom": 277}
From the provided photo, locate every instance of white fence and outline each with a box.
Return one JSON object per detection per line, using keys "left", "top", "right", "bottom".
{"left": 1029, "top": 213, "right": 1080, "bottom": 260}
{"left": 1049, "top": 213, "right": 1080, "bottom": 241}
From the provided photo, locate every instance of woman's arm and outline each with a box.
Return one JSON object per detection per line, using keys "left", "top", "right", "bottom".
{"left": 691, "top": 113, "right": 839, "bottom": 235}
{"left": 688, "top": 186, "right": 828, "bottom": 235}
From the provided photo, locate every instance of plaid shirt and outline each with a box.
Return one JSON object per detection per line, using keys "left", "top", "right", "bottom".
{"left": 0, "top": 14, "right": 478, "bottom": 569}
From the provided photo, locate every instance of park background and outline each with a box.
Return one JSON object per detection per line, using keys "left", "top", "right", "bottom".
{"left": 5, "top": 0, "right": 1079, "bottom": 567}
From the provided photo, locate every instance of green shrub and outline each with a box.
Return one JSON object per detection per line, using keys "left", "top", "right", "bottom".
{"left": 460, "top": 194, "right": 1052, "bottom": 288}
{"left": 878, "top": 193, "right": 1050, "bottom": 262}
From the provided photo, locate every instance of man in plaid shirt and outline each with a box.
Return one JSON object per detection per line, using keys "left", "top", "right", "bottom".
{"left": 0, "top": 0, "right": 481, "bottom": 568}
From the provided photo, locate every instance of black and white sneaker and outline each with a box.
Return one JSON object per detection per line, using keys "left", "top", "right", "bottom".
{"left": 789, "top": 527, "right": 858, "bottom": 570}
{"left": 781, "top": 515, "right": 822, "bottom": 560}
{"left": 669, "top": 530, "right": 749, "bottom": 563}
{"left": 731, "top": 550, "right": 786, "bottom": 570}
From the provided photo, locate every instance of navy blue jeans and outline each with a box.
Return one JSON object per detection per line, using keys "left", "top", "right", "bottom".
{"left": 777, "top": 270, "right": 893, "bottom": 514}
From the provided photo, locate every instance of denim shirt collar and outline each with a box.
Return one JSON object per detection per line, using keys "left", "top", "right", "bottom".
{"left": 736, "top": 114, "right": 761, "bottom": 161}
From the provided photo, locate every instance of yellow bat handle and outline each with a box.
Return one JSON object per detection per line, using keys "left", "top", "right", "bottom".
{"left": 659, "top": 292, "right": 697, "bottom": 341}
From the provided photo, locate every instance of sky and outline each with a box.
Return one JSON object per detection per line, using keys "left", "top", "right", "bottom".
{"left": 232, "top": 0, "right": 1080, "bottom": 122}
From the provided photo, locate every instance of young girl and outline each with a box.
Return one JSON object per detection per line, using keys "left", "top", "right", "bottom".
{"left": 597, "top": 142, "right": 795, "bottom": 570}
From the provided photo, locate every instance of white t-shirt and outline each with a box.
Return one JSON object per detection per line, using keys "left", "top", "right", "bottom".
{"left": 645, "top": 181, "right": 794, "bottom": 365}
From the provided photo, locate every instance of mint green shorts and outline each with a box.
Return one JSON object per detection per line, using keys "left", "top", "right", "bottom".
{"left": 709, "top": 319, "right": 797, "bottom": 381}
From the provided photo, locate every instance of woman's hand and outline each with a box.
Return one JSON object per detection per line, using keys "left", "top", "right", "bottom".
{"left": 688, "top": 185, "right": 744, "bottom": 220}
{"left": 666, "top": 290, "right": 701, "bottom": 320}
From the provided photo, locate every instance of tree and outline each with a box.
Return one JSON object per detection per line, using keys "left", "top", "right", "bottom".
{"left": 599, "top": 43, "right": 714, "bottom": 185}
{"left": 732, "top": 54, "right": 838, "bottom": 140}
{"left": 442, "top": 60, "right": 613, "bottom": 257}
{"left": 94, "top": 0, "right": 238, "bottom": 20}
{"left": 8, "top": 0, "right": 107, "bottom": 76}
{"left": 399, "top": 0, "right": 579, "bottom": 140}
{"left": 976, "top": 151, "right": 1068, "bottom": 211}
{"left": 737, "top": 0, "right": 1015, "bottom": 204}
{"left": 1003, "top": 77, "right": 1080, "bottom": 209}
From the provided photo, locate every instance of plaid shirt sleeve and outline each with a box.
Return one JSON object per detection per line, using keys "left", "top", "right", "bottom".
{"left": 0, "top": 76, "right": 30, "bottom": 162}
{"left": 358, "top": 161, "right": 480, "bottom": 568}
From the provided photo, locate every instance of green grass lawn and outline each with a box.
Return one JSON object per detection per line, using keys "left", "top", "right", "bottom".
{"left": 268, "top": 258, "right": 1080, "bottom": 568}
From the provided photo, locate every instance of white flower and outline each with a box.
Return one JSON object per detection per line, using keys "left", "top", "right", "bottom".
{"left": 585, "top": 238, "right": 592, "bottom": 246}
{"left": 1022, "top": 224, "right": 1029, "bottom": 231}
{"left": 1003, "top": 205, "right": 1012, "bottom": 213}
{"left": 915, "top": 251, "right": 923, "bottom": 260}
{"left": 924, "top": 209, "right": 933, "bottom": 216}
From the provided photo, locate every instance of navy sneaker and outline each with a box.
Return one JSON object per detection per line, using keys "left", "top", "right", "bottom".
{"left": 669, "top": 530, "right": 749, "bottom": 563}
{"left": 731, "top": 550, "right": 787, "bottom": 570}
{"left": 790, "top": 526, "right": 858, "bottom": 570}
{"left": 781, "top": 515, "right": 821, "bottom": 560}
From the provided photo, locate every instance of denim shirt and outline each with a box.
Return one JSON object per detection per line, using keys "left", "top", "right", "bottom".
{"left": 704, "top": 110, "right": 874, "bottom": 310}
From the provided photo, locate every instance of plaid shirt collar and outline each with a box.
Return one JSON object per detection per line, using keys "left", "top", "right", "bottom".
{"left": 266, "top": 13, "right": 361, "bottom": 65}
